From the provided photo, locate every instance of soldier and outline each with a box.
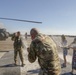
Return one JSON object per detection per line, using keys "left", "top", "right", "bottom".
{"left": 27, "top": 28, "right": 61, "bottom": 75}
{"left": 13, "top": 31, "right": 25, "bottom": 67}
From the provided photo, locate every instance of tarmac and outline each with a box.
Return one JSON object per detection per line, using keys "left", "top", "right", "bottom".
{"left": 0, "top": 36, "right": 76, "bottom": 75}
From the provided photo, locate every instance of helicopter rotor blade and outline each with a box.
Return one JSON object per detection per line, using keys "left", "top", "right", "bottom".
{"left": 0, "top": 17, "right": 42, "bottom": 24}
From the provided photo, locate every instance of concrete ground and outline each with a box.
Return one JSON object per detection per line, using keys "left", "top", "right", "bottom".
{"left": 0, "top": 36, "right": 76, "bottom": 75}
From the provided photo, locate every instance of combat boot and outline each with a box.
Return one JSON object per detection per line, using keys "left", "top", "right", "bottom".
{"left": 21, "top": 62, "right": 25, "bottom": 67}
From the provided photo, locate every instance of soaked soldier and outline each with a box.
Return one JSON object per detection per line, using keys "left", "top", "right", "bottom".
{"left": 27, "top": 28, "right": 61, "bottom": 75}
{"left": 13, "top": 31, "right": 25, "bottom": 67}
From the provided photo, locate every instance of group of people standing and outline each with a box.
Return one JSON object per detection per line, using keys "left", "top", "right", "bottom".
{"left": 61, "top": 35, "right": 76, "bottom": 74}
{"left": 12, "top": 28, "right": 61, "bottom": 75}
{"left": 11, "top": 28, "right": 76, "bottom": 75}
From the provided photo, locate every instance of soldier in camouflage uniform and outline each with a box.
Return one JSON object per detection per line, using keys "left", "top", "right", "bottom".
{"left": 12, "top": 31, "right": 25, "bottom": 67}
{"left": 27, "top": 28, "right": 61, "bottom": 75}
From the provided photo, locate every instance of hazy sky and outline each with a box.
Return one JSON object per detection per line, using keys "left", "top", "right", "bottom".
{"left": 0, "top": 0, "right": 76, "bottom": 35}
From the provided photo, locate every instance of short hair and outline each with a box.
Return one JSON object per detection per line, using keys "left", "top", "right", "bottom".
{"left": 17, "top": 31, "right": 20, "bottom": 35}
{"left": 30, "top": 28, "right": 39, "bottom": 35}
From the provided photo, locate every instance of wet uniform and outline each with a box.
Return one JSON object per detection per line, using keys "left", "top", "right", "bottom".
{"left": 28, "top": 34, "right": 61, "bottom": 75}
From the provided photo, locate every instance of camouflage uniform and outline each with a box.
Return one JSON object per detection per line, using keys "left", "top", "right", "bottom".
{"left": 14, "top": 36, "right": 24, "bottom": 64}
{"left": 28, "top": 34, "right": 61, "bottom": 75}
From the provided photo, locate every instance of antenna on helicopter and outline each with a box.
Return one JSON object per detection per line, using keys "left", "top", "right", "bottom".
{"left": 0, "top": 17, "right": 42, "bottom": 24}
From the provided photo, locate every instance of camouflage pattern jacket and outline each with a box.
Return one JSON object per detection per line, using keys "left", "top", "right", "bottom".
{"left": 14, "top": 36, "right": 23, "bottom": 49}
{"left": 28, "top": 34, "right": 61, "bottom": 72}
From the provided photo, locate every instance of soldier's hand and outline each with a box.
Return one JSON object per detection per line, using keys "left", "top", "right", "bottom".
{"left": 27, "top": 47, "right": 30, "bottom": 53}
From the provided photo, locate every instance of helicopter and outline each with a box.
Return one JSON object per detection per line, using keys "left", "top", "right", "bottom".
{"left": 0, "top": 17, "right": 42, "bottom": 40}
{"left": 0, "top": 28, "right": 9, "bottom": 40}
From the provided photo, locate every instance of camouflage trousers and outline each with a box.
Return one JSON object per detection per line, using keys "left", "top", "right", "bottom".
{"left": 39, "top": 69, "right": 60, "bottom": 75}
{"left": 14, "top": 48, "right": 24, "bottom": 64}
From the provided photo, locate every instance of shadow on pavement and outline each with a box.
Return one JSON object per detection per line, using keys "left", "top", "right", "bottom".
{"left": 27, "top": 69, "right": 40, "bottom": 74}
{"left": 61, "top": 72, "right": 76, "bottom": 75}
{"left": 0, "top": 63, "right": 21, "bottom": 68}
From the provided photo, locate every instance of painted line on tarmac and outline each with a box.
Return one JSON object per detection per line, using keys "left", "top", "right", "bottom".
{"left": 0, "top": 52, "right": 6, "bottom": 58}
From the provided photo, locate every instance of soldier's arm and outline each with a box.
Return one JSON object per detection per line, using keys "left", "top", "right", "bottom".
{"left": 11, "top": 33, "right": 16, "bottom": 41}
{"left": 11, "top": 35, "right": 15, "bottom": 41}
{"left": 28, "top": 43, "right": 37, "bottom": 63}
